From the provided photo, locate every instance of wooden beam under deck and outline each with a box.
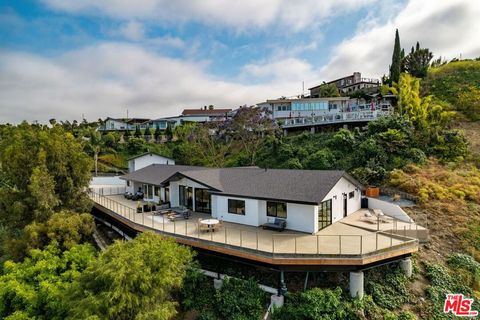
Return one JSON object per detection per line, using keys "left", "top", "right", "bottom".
{"left": 92, "top": 203, "right": 418, "bottom": 268}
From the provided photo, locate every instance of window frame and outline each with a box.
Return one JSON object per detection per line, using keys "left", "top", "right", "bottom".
{"left": 349, "top": 191, "right": 355, "bottom": 199}
{"left": 228, "top": 199, "right": 246, "bottom": 215}
{"left": 266, "top": 201, "right": 287, "bottom": 219}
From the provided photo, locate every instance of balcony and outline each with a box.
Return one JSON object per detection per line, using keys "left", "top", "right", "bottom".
{"left": 282, "top": 110, "right": 393, "bottom": 129}
{"left": 89, "top": 190, "right": 425, "bottom": 266}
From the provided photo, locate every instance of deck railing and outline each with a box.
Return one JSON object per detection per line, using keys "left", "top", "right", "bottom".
{"left": 282, "top": 110, "right": 393, "bottom": 128}
{"left": 89, "top": 190, "right": 420, "bottom": 258}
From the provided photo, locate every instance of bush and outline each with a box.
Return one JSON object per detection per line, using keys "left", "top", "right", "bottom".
{"left": 215, "top": 277, "right": 266, "bottom": 320}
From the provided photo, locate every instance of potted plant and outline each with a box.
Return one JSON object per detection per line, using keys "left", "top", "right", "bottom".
{"left": 151, "top": 201, "right": 156, "bottom": 212}
{"left": 136, "top": 201, "right": 142, "bottom": 213}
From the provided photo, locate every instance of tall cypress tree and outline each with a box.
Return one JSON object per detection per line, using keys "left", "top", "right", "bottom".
{"left": 389, "top": 29, "right": 402, "bottom": 85}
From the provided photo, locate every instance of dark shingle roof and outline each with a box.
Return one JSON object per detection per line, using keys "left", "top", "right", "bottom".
{"left": 122, "top": 165, "right": 363, "bottom": 204}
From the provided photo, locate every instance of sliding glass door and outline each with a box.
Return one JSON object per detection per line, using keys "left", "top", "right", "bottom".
{"left": 179, "top": 185, "right": 193, "bottom": 209}
{"left": 195, "top": 188, "right": 211, "bottom": 214}
{"left": 318, "top": 199, "right": 332, "bottom": 231}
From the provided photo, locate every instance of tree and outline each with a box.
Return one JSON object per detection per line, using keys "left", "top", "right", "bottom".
{"left": 69, "top": 232, "right": 193, "bottom": 320}
{"left": 0, "top": 123, "right": 92, "bottom": 232}
{"left": 123, "top": 129, "right": 131, "bottom": 140}
{"left": 87, "top": 129, "right": 115, "bottom": 177}
{"left": 224, "top": 106, "right": 278, "bottom": 165}
{"left": 389, "top": 29, "right": 402, "bottom": 85}
{"left": 165, "top": 123, "right": 173, "bottom": 141}
{"left": 134, "top": 125, "right": 142, "bottom": 138}
{"left": 0, "top": 242, "right": 97, "bottom": 320}
{"left": 154, "top": 124, "right": 161, "bottom": 142}
{"left": 317, "top": 83, "right": 340, "bottom": 97}
{"left": 402, "top": 42, "right": 433, "bottom": 78}
{"left": 144, "top": 125, "right": 152, "bottom": 141}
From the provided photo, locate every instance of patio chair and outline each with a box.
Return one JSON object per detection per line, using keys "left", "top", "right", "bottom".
{"left": 198, "top": 218, "right": 209, "bottom": 232}
{"left": 212, "top": 220, "right": 223, "bottom": 231}
{"left": 360, "top": 211, "right": 377, "bottom": 224}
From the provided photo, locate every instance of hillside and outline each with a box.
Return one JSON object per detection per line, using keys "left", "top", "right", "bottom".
{"left": 422, "top": 60, "right": 480, "bottom": 121}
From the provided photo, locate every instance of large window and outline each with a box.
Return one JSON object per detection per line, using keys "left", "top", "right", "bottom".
{"left": 154, "top": 186, "right": 161, "bottom": 198}
{"left": 228, "top": 199, "right": 245, "bottom": 215}
{"left": 267, "top": 201, "right": 287, "bottom": 218}
{"left": 318, "top": 199, "right": 332, "bottom": 230}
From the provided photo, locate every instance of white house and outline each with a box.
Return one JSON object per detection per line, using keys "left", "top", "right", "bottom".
{"left": 121, "top": 165, "right": 363, "bottom": 234}
{"left": 127, "top": 152, "right": 175, "bottom": 173}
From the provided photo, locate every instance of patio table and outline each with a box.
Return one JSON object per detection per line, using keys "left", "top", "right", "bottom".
{"left": 200, "top": 219, "right": 220, "bottom": 232}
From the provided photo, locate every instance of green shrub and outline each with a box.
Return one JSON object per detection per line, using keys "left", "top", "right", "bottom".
{"left": 215, "top": 277, "right": 266, "bottom": 320}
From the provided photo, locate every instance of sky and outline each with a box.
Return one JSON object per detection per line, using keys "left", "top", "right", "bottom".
{"left": 0, "top": 0, "right": 479, "bottom": 123}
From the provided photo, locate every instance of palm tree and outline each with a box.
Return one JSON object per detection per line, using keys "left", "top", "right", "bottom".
{"left": 88, "top": 129, "right": 115, "bottom": 176}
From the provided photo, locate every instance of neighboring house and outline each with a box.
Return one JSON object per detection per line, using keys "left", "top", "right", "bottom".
{"left": 127, "top": 152, "right": 175, "bottom": 173}
{"left": 138, "top": 107, "right": 233, "bottom": 130}
{"left": 121, "top": 165, "right": 363, "bottom": 234}
{"left": 101, "top": 117, "right": 150, "bottom": 131}
{"left": 309, "top": 72, "right": 380, "bottom": 96}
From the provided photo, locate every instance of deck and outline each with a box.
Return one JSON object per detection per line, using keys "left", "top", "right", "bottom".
{"left": 89, "top": 192, "right": 423, "bottom": 267}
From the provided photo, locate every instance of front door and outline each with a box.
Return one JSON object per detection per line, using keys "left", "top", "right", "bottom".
{"left": 343, "top": 194, "right": 348, "bottom": 217}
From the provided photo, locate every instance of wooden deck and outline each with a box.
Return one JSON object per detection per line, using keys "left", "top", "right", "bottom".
{"left": 90, "top": 192, "right": 421, "bottom": 267}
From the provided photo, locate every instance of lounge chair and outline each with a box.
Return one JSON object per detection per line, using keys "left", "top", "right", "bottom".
{"left": 262, "top": 218, "right": 286, "bottom": 232}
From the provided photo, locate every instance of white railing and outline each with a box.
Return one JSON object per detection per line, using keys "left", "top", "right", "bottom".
{"left": 89, "top": 191, "right": 421, "bottom": 258}
{"left": 283, "top": 110, "right": 393, "bottom": 128}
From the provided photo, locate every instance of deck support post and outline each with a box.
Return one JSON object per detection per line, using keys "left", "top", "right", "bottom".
{"left": 278, "top": 271, "right": 288, "bottom": 296}
{"left": 283, "top": 129, "right": 287, "bottom": 137}
{"left": 349, "top": 271, "right": 364, "bottom": 298}
{"left": 303, "top": 271, "right": 309, "bottom": 291}
{"left": 270, "top": 294, "right": 284, "bottom": 309}
{"left": 399, "top": 257, "right": 413, "bottom": 277}
{"left": 310, "top": 127, "right": 315, "bottom": 134}
{"left": 213, "top": 277, "right": 223, "bottom": 290}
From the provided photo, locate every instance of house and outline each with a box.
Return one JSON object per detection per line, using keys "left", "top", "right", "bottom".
{"left": 140, "top": 107, "right": 233, "bottom": 130}
{"left": 121, "top": 164, "right": 363, "bottom": 233}
{"left": 309, "top": 72, "right": 380, "bottom": 96}
{"left": 101, "top": 117, "right": 150, "bottom": 131}
{"left": 127, "top": 152, "right": 175, "bottom": 173}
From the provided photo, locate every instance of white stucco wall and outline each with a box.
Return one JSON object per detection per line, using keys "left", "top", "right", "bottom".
{"left": 212, "top": 195, "right": 261, "bottom": 226}
{"left": 128, "top": 154, "right": 175, "bottom": 172}
{"left": 212, "top": 195, "right": 317, "bottom": 233}
{"left": 321, "top": 177, "right": 361, "bottom": 228}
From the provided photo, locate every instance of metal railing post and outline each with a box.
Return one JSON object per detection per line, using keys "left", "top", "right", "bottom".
{"left": 224, "top": 227, "right": 227, "bottom": 244}
{"left": 294, "top": 237, "right": 297, "bottom": 254}
{"left": 272, "top": 234, "right": 274, "bottom": 253}
{"left": 339, "top": 235, "right": 342, "bottom": 255}
{"left": 185, "top": 220, "right": 187, "bottom": 236}
{"left": 360, "top": 236, "right": 363, "bottom": 254}
{"left": 174, "top": 220, "right": 176, "bottom": 234}
{"left": 239, "top": 231, "right": 242, "bottom": 247}
{"left": 376, "top": 232, "right": 378, "bottom": 251}
{"left": 316, "top": 235, "right": 319, "bottom": 254}
{"left": 256, "top": 232, "right": 259, "bottom": 250}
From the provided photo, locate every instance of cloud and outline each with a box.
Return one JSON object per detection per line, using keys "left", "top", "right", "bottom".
{"left": 40, "top": 0, "right": 376, "bottom": 31}
{"left": 320, "top": 0, "right": 480, "bottom": 79}
{"left": 118, "top": 20, "right": 145, "bottom": 41}
{"left": 0, "top": 43, "right": 306, "bottom": 123}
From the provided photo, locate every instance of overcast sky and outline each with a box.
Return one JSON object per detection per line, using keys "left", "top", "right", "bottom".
{"left": 0, "top": 0, "right": 479, "bottom": 123}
